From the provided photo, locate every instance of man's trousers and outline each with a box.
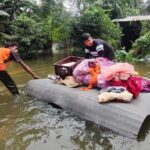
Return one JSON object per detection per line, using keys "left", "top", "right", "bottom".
{"left": 0, "top": 70, "right": 19, "bottom": 95}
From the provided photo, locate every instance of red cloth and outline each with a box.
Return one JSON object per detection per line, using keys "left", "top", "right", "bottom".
{"left": 110, "top": 76, "right": 142, "bottom": 97}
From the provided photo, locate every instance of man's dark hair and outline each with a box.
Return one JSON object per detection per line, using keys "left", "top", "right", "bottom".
{"left": 81, "top": 33, "right": 91, "bottom": 41}
{"left": 5, "top": 42, "right": 19, "bottom": 48}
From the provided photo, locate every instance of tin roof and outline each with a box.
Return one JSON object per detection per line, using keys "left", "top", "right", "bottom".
{"left": 113, "top": 15, "right": 150, "bottom": 22}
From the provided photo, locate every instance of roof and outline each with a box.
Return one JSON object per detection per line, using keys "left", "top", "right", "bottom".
{"left": 113, "top": 15, "right": 150, "bottom": 22}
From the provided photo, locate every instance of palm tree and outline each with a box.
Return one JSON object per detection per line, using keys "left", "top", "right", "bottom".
{"left": 0, "top": 0, "right": 39, "bottom": 44}
{"left": 0, "top": 0, "right": 38, "bottom": 20}
{"left": 99, "top": 0, "right": 144, "bottom": 18}
{"left": 0, "top": 10, "right": 9, "bottom": 17}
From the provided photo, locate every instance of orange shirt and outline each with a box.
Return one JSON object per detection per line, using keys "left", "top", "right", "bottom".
{"left": 0, "top": 48, "right": 11, "bottom": 70}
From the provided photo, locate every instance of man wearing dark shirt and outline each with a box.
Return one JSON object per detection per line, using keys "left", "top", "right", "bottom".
{"left": 0, "top": 42, "right": 40, "bottom": 96}
{"left": 81, "top": 33, "right": 114, "bottom": 60}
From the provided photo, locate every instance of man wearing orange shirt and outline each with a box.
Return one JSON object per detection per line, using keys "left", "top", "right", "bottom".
{"left": 0, "top": 42, "right": 40, "bottom": 96}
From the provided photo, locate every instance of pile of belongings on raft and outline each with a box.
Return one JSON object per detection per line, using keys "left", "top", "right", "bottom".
{"left": 49, "top": 57, "right": 150, "bottom": 103}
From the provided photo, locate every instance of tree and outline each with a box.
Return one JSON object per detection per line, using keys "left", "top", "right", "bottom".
{"left": 70, "top": 0, "right": 144, "bottom": 19}
{"left": 100, "top": 0, "right": 144, "bottom": 19}
{"left": 11, "top": 13, "right": 50, "bottom": 58}
{"left": 71, "top": 5, "right": 121, "bottom": 56}
{"left": 39, "top": 0, "right": 74, "bottom": 46}
{"left": 144, "top": 0, "right": 150, "bottom": 14}
{"left": 0, "top": 0, "right": 38, "bottom": 20}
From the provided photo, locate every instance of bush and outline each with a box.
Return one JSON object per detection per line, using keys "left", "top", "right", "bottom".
{"left": 132, "top": 31, "right": 150, "bottom": 57}
{"left": 140, "top": 20, "right": 150, "bottom": 36}
{"left": 72, "top": 48, "right": 85, "bottom": 57}
{"left": 115, "top": 49, "right": 135, "bottom": 62}
{"left": 71, "top": 5, "right": 121, "bottom": 56}
{"left": 10, "top": 14, "right": 50, "bottom": 59}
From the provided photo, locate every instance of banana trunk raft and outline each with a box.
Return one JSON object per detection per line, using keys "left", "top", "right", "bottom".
{"left": 25, "top": 79, "right": 150, "bottom": 139}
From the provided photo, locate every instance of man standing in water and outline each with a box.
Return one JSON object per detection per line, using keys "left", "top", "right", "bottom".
{"left": 81, "top": 33, "right": 114, "bottom": 60}
{"left": 0, "top": 42, "right": 40, "bottom": 96}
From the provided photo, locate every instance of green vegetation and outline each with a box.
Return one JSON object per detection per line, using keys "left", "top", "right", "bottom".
{"left": 71, "top": 5, "right": 121, "bottom": 55}
{"left": 141, "top": 20, "right": 150, "bottom": 36}
{"left": 129, "top": 20, "right": 150, "bottom": 59}
{"left": 0, "top": 0, "right": 150, "bottom": 60}
{"left": 132, "top": 31, "right": 150, "bottom": 57}
{"left": 11, "top": 14, "right": 50, "bottom": 59}
{"left": 115, "top": 49, "right": 136, "bottom": 62}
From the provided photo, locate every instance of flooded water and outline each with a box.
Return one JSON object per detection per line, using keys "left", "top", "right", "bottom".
{"left": 0, "top": 55, "right": 150, "bottom": 150}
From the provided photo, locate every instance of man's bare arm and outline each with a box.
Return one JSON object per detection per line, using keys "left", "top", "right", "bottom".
{"left": 19, "top": 60, "right": 40, "bottom": 79}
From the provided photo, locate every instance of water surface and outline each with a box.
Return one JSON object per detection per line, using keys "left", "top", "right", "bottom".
{"left": 0, "top": 55, "right": 150, "bottom": 150}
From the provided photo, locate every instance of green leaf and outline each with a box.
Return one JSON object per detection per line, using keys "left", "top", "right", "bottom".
{"left": 0, "top": 10, "right": 10, "bottom": 17}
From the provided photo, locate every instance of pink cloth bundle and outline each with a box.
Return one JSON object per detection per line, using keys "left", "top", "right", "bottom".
{"left": 73, "top": 57, "right": 113, "bottom": 88}
{"left": 101, "top": 63, "right": 138, "bottom": 81}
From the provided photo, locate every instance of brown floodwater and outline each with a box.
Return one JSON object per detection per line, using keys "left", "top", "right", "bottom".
{"left": 0, "top": 54, "right": 150, "bottom": 150}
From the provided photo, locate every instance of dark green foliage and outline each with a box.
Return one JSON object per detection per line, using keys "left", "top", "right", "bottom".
{"left": 115, "top": 48, "right": 135, "bottom": 62}
{"left": 71, "top": 5, "right": 121, "bottom": 56}
{"left": 132, "top": 31, "right": 150, "bottom": 57}
{"left": 102, "top": 0, "right": 144, "bottom": 19}
{"left": 72, "top": 48, "right": 85, "bottom": 57}
{"left": 1, "top": 0, "right": 148, "bottom": 60}
{"left": 140, "top": 20, "right": 150, "bottom": 36}
{"left": 0, "top": 0, "right": 38, "bottom": 20}
{"left": 11, "top": 14, "right": 51, "bottom": 59}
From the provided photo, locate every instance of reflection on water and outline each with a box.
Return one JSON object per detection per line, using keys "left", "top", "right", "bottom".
{"left": 0, "top": 55, "right": 150, "bottom": 150}
{"left": 133, "top": 62, "right": 150, "bottom": 78}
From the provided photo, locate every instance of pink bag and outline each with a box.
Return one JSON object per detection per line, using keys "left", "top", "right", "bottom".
{"left": 73, "top": 57, "right": 113, "bottom": 88}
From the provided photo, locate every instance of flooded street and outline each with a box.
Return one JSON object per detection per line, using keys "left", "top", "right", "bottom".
{"left": 0, "top": 55, "right": 150, "bottom": 150}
